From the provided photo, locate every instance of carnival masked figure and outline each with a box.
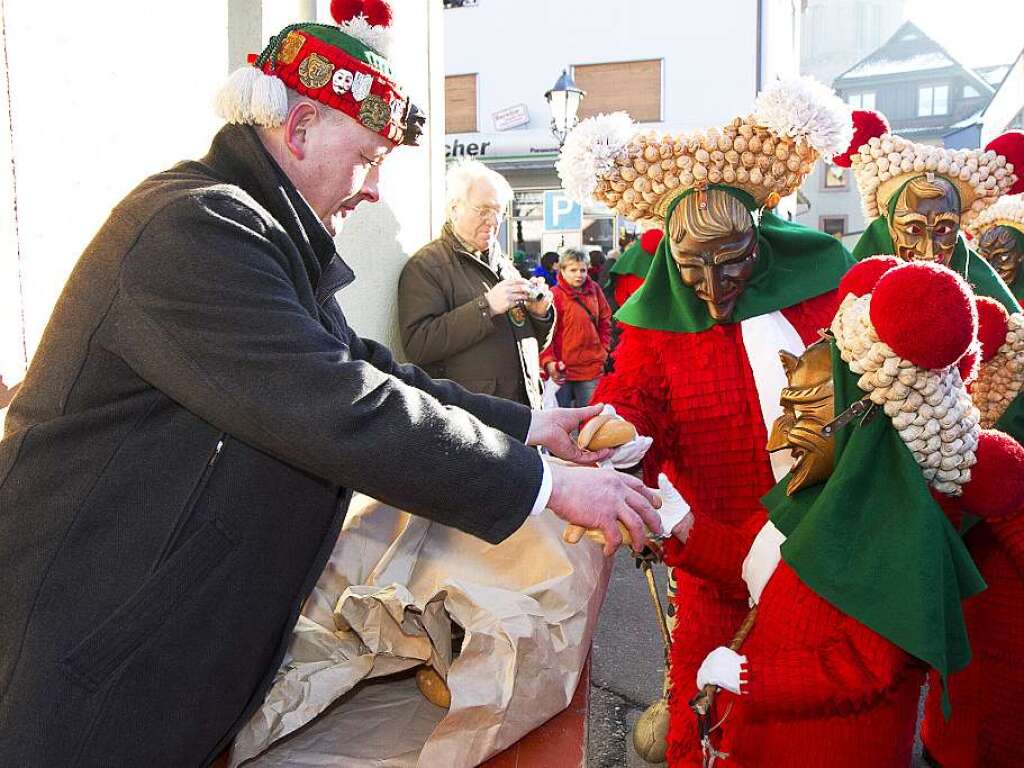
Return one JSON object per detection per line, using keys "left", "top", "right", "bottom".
{"left": 921, "top": 293, "right": 1024, "bottom": 768}
{"left": 557, "top": 76, "right": 855, "bottom": 766}
{"left": 838, "top": 112, "right": 1024, "bottom": 312}
{"left": 690, "top": 259, "right": 1024, "bottom": 767}
{"left": 967, "top": 194, "right": 1024, "bottom": 302}
{"left": 609, "top": 228, "right": 662, "bottom": 307}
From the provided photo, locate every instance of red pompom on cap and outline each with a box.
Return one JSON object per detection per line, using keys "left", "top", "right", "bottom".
{"left": 838, "top": 255, "right": 900, "bottom": 298}
{"left": 640, "top": 229, "right": 664, "bottom": 255}
{"left": 959, "top": 430, "right": 1024, "bottom": 520}
{"left": 958, "top": 345, "right": 980, "bottom": 386}
{"left": 869, "top": 262, "right": 977, "bottom": 369}
{"left": 331, "top": 0, "right": 365, "bottom": 24}
{"left": 832, "top": 109, "right": 890, "bottom": 169}
{"left": 362, "top": 0, "right": 393, "bottom": 27}
{"left": 975, "top": 296, "right": 1010, "bottom": 362}
{"left": 986, "top": 131, "right": 1024, "bottom": 195}
{"left": 331, "top": 0, "right": 391, "bottom": 26}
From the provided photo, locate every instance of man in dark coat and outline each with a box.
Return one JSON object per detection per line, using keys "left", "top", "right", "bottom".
{"left": 0, "top": 11, "right": 661, "bottom": 767}
{"left": 399, "top": 159, "right": 553, "bottom": 407}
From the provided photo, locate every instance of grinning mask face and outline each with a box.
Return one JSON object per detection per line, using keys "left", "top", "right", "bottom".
{"left": 978, "top": 225, "right": 1024, "bottom": 288}
{"left": 766, "top": 339, "right": 836, "bottom": 495}
{"left": 890, "top": 176, "right": 961, "bottom": 267}
{"left": 667, "top": 189, "right": 758, "bottom": 322}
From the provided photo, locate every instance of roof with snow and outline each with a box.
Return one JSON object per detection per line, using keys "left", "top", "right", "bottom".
{"left": 976, "top": 64, "right": 1010, "bottom": 88}
{"left": 836, "top": 21, "right": 995, "bottom": 95}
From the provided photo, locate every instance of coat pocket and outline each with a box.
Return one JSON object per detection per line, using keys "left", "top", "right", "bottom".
{"left": 150, "top": 435, "right": 225, "bottom": 573}
{"left": 60, "top": 516, "right": 238, "bottom": 692}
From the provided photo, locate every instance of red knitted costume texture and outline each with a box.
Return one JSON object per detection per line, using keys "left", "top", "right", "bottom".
{"left": 922, "top": 515, "right": 1024, "bottom": 767}
{"left": 593, "top": 291, "right": 838, "bottom": 766}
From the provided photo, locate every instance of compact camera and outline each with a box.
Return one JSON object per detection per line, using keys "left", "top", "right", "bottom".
{"left": 524, "top": 282, "right": 549, "bottom": 302}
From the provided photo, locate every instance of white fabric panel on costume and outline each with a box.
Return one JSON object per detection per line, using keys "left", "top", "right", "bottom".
{"left": 739, "top": 310, "right": 806, "bottom": 482}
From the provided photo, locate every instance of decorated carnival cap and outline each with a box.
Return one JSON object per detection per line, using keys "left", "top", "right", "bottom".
{"left": 215, "top": 0, "right": 425, "bottom": 146}
{"left": 965, "top": 193, "right": 1024, "bottom": 241}
{"left": 557, "top": 76, "right": 853, "bottom": 221}
{"left": 842, "top": 111, "right": 1024, "bottom": 226}
{"left": 832, "top": 258, "right": 981, "bottom": 495}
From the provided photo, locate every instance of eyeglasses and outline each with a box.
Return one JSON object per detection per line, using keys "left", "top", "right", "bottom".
{"left": 469, "top": 204, "right": 504, "bottom": 221}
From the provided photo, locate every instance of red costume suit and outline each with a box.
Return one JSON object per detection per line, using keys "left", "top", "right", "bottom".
{"left": 592, "top": 290, "right": 839, "bottom": 766}
{"left": 922, "top": 514, "right": 1024, "bottom": 767}
{"left": 663, "top": 526, "right": 924, "bottom": 767}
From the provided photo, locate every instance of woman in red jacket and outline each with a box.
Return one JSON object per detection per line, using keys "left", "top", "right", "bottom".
{"left": 541, "top": 248, "right": 612, "bottom": 408}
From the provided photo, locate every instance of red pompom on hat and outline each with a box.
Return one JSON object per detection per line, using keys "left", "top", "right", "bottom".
{"left": 640, "top": 229, "right": 664, "bottom": 255}
{"left": 331, "top": 0, "right": 365, "bottom": 23}
{"left": 958, "top": 345, "right": 980, "bottom": 386}
{"left": 331, "top": 0, "right": 392, "bottom": 26}
{"left": 959, "top": 430, "right": 1024, "bottom": 520}
{"left": 832, "top": 109, "right": 890, "bottom": 169}
{"left": 838, "top": 255, "right": 900, "bottom": 298}
{"left": 869, "top": 262, "right": 977, "bottom": 370}
{"left": 975, "top": 296, "right": 1010, "bottom": 362}
{"left": 986, "top": 131, "right": 1024, "bottom": 195}
{"left": 363, "top": 0, "right": 393, "bottom": 26}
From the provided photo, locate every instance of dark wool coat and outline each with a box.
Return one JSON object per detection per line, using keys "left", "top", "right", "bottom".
{"left": 0, "top": 125, "right": 543, "bottom": 767}
{"left": 397, "top": 224, "right": 554, "bottom": 407}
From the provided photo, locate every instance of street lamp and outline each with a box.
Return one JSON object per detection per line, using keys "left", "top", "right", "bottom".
{"left": 545, "top": 68, "right": 586, "bottom": 147}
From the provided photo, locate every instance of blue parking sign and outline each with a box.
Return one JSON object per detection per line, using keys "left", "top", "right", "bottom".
{"left": 544, "top": 190, "right": 582, "bottom": 231}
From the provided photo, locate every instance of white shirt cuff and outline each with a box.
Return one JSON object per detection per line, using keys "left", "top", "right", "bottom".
{"left": 530, "top": 457, "right": 553, "bottom": 516}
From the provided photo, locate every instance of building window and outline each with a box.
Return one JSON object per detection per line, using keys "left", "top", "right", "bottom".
{"left": 847, "top": 91, "right": 876, "bottom": 110}
{"left": 820, "top": 216, "right": 847, "bottom": 238}
{"left": 963, "top": 84, "right": 979, "bottom": 98}
{"left": 573, "top": 59, "right": 662, "bottom": 123}
{"left": 918, "top": 84, "right": 950, "bottom": 117}
{"left": 822, "top": 165, "right": 848, "bottom": 190}
{"left": 445, "top": 74, "right": 478, "bottom": 133}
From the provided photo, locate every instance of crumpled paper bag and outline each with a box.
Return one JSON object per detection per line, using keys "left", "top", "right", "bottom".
{"left": 231, "top": 493, "right": 610, "bottom": 767}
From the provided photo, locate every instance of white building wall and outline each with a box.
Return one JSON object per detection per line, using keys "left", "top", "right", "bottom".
{"left": 0, "top": 0, "right": 440, "bottom": 407}
{"left": 445, "top": 0, "right": 799, "bottom": 140}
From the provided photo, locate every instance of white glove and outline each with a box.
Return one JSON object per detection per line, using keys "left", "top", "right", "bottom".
{"left": 696, "top": 646, "right": 747, "bottom": 694}
{"left": 592, "top": 405, "right": 654, "bottom": 470}
{"left": 605, "top": 434, "right": 654, "bottom": 470}
{"left": 656, "top": 473, "right": 692, "bottom": 540}
{"left": 741, "top": 521, "right": 786, "bottom": 606}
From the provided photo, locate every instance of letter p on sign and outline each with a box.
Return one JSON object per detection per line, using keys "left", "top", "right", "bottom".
{"left": 544, "top": 191, "right": 582, "bottom": 232}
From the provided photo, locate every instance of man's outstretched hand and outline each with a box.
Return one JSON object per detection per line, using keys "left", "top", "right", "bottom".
{"left": 526, "top": 403, "right": 613, "bottom": 465}
{"left": 547, "top": 462, "right": 663, "bottom": 555}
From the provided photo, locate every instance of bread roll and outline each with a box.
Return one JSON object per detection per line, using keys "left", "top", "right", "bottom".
{"left": 416, "top": 666, "right": 452, "bottom": 709}
{"left": 578, "top": 417, "right": 638, "bottom": 450}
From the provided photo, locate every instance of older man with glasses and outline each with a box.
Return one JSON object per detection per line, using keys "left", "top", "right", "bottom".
{"left": 399, "top": 159, "right": 553, "bottom": 406}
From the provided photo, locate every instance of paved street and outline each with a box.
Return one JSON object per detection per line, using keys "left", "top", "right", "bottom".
{"left": 589, "top": 549, "right": 669, "bottom": 767}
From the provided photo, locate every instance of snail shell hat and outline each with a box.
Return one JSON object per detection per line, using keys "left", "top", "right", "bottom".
{"left": 837, "top": 112, "right": 1024, "bottom": 228}
{"left": 556, "top": 76, "right": 853, "bottom": 221}
{"left": 965, "top": 193, "right": 1024, "bottom": 241}
{"left": 833, "top": 258, "right": 981, "bottom": 495}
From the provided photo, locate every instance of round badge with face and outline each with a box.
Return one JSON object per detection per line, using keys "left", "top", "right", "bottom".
{"left": 766, "top": 339, "right": 836, "bottom": 495}
{"left": 889, "top": 176, "right": 961, "bottom": 266}
{"left": 977, "top": 225, "right": 1024, "bottom": 288}
{"left": 667, "top": 190, "right": 758, "bottom": 322}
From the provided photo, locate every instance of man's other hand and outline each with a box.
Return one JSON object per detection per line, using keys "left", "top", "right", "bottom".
{"left": 547, "top": 463, "right": 664, "bottom": 555}
{"left": 484, "top": 277, "right": 533, "bottom": 316}
{"left": 527, "top": 403, "right": 611, "bottom": 464}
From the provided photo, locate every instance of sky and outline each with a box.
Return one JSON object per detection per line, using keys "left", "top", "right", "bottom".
{"left": 905, "top": 0, "right": 1022, "bottom": 68}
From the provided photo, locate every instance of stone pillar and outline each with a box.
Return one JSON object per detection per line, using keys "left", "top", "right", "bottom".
{"left": 333, "top": 0, "right": 445, "bottom": 355}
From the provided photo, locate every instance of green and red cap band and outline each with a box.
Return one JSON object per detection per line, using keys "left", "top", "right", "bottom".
{"left": 250, "top": 20, "right": 424, "bottom": 145}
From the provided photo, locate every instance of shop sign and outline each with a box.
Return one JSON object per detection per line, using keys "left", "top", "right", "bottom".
{"left": 492, "top": 104, "right": 530, "bottom": 131}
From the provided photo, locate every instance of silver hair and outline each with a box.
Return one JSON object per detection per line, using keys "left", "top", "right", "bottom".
{"left": 445, "top": 159, "right": 513, "bottom": 219}
{"left": 558, "top": 247, "right": 590, "bottom": 268}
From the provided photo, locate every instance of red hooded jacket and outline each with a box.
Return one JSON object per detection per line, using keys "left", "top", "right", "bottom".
{"left": 541, "top": 278, "right": 612, "bottom": 381}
